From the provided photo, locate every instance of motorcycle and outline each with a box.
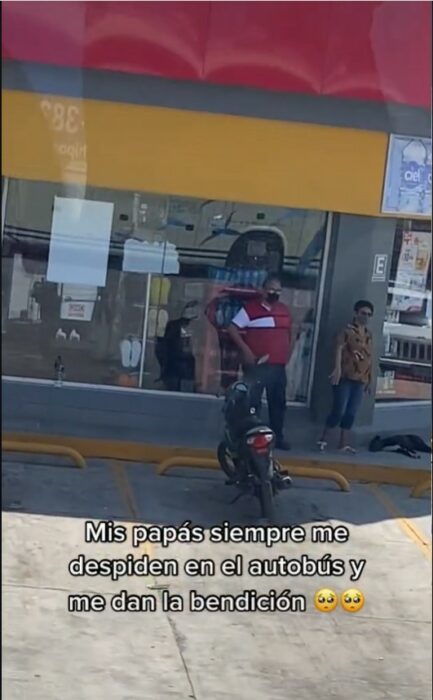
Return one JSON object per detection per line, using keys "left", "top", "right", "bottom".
{"left": 217, "top": 358, "right": 292, "bottom": 521}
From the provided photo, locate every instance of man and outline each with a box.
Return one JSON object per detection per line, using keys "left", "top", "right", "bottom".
{"left": 318, "top": 300, "right": 374, "bottom": 453}
{"left": 227, "top": 275, "right": 292, "bottom": 450}
{"left": 156, "top": 302, "right": 198, "bottom": 392}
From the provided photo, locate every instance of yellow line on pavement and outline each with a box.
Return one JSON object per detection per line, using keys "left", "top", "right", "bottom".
{"left": 368, "top": 484, "right": 431, "bottom": 561}
{"left": 110, "top": 461, "right": 154, "bottom": 562}
{"left": 110, "top": 460, "right": 139, "bottom": 520}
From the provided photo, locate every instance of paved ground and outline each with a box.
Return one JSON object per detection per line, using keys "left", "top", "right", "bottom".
{"left": 283, "top": 444, "right": 431, "bottom": 470}
{"left": 2, "top": 454, "right": 431, "bottom": 700}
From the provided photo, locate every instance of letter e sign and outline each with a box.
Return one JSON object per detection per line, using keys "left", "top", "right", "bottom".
{"left": 372, "top": 254, "right": 388, "bottom": 282}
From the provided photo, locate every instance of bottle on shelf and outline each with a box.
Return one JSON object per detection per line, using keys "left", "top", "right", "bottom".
{"left": 54, "top": 355, "right": 65, "bottom": 387}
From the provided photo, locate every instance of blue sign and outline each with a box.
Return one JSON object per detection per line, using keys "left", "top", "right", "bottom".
{"left": 382, "top": 135, "right": 432, "bottom": 217}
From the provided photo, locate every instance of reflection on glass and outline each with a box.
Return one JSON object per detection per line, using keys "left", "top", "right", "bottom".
{"left": 376, "top": 220, "right": 432, "bottom": 402}
{"left": 2, "top": 179, "right": 328, "bottom": 403}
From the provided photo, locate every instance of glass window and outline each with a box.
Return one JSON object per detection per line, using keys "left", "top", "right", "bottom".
{"left": 1, "top": 179, "right": 328, "bottom": 403}
{"left": 376, "top": 219, "right": 431, "bottom": 402}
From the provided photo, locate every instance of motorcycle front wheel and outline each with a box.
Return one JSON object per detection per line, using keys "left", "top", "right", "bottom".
{"left": 217, "top": 441, "right": 238, "bottom": 481}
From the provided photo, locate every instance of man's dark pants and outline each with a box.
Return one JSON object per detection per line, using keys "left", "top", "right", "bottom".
{"left": 244, "top": 364, "right": 287, "bottom": 441}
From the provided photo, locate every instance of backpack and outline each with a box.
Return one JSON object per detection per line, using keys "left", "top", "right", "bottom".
{"left": 369, "top": 434, "right": 431, "bottom": 459}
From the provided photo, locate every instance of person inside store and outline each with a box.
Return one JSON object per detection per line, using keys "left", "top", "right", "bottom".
{"left": 227, "top": 275, "right": 292, "bottom": 450}
{"left": 317, "top": 299, "right": 374, "bottom": 453}
{"left": 31, "top": 277, "right": 61, "bottom": 356}
{"left": 155, "top": 301, "right": 198, "bottom": 392}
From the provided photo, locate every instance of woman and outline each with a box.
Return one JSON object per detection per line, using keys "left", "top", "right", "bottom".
{"left": 318, "top": 299, "right": 374, "bottom": 453}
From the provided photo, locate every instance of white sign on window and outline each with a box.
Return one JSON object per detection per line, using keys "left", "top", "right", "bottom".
{"left": 382, "top": 135, "right": 432, "bottom": 216}
{"left": 390, "top": 230, "right": 431, "bottom": 312}
{"left": 47, "top": 197, "right": 114, "bottom": 286}
{"left": 122, "top": 239, "right": 179, "bottom": 274}
{"left": 372, "top": 253, "right": 388, "bottom": 282}
{"left": 60, "top": 284, "right": 98, "bottom": 321}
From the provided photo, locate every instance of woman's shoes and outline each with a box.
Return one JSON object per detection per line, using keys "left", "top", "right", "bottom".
{"left": 339, "top": 445, "right": 356, "bottom": 454}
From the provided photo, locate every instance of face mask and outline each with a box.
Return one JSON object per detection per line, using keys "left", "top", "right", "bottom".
{"left": 266, "top": 292, "right": 280, "bottom": 303}
{"left": 357, "top": 310, "right": 372, "bottom": 326}
{"left": 183, "top": 310, "right": 197, "bottom": 320}
{"left": 182, "top": 303, "right": 198, "bottom": 320}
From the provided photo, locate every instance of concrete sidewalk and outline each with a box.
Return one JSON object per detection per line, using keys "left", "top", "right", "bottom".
{"left": 3, "top": 378, "right": 430, "bottom": 469}
{"left": 2, "top": 455, "right": 431, "bottom": 700}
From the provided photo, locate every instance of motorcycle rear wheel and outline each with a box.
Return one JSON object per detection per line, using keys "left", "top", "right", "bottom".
{"left": 258, "top": 480, "right": 275, "bottom": 522}
{"left": 217, "top": 441, "right": 238, "bottom": 481}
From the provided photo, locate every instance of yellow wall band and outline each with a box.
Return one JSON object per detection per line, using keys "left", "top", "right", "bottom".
{"left": 3, "top": 89, "right": 389, "bottom": 216}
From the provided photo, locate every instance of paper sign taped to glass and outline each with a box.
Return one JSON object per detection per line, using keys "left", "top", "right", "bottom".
{"left": 122, "top": 239, "right": 179, "bottom": 274}
{"left": 60, "top": 284, "right": 98, "bottom": 321}
{"left": 390, "top": 230, "right": 431, "bottom": 312}
{"left": 61, "top": 301, "right": 94, "bottom": 321}
{"left": 47, "top": 197, "right": 114, "bottom": 286}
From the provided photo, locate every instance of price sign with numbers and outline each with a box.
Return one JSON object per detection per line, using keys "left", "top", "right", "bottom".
{"left": 40, "top": 97, "right": 87, "bottom": 178}
{"left": 40, "top": 99, "right": 83, "bottom": 134}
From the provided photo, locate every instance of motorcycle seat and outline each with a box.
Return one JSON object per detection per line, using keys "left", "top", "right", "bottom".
{"left": 230, "top": 414, "right": 269, "bottom": 440}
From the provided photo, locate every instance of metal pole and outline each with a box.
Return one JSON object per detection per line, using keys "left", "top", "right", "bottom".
{"left": 138, "top": 272, "right": 152, "bottom": 388}
{"left": 1, "top": 177, "right": 9, "bottom": 245}
{"left": 306, "top": 211, "right": 333, "bottom": 406}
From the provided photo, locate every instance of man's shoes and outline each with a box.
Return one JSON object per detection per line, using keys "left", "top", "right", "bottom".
{"left": 275, "top": 438, "right": 291, "bottom": 451}
{"left": 279, "top": 475, "right": 292, "bottom": 489}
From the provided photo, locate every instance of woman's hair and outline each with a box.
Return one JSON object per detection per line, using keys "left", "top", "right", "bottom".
{"left": 354, "top": 299, "right": 374, "bottom": 314}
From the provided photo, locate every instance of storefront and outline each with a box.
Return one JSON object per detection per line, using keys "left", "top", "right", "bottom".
{"left": 1, "top": 123, "right": 431, "bottom": 438}
{"left": 1, "top": 1, "right": 431, "bottom": 439}
{"left": 2, "top": 177, "right": 329, "bottom": 405}
{"left": 3, "top": 172, "right": 431, "bottom": 426}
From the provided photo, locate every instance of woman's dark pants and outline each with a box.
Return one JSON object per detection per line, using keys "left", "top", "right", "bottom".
{"left": 326, "top": 378, "right": 364, "bottom": 431}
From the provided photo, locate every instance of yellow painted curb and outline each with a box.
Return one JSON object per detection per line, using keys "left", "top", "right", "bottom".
{"left": 2, "top": 432, "right": 429, "bottom": 488}
{"left": 156, "top": 456, "right": 351, "bottom": 492}
{"left": 411, "top": 478, "right": 432, "bottom": 499}
{"left": 2, "top": 439, "right": 86, "bottom": 469}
